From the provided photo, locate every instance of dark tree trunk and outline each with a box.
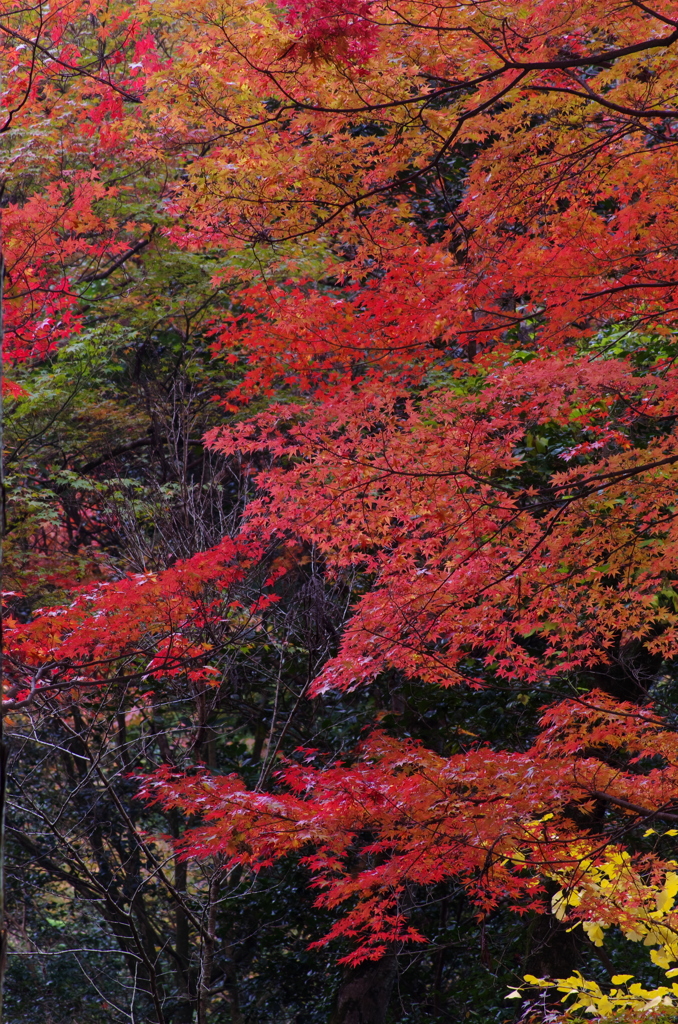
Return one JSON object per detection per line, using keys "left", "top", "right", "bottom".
{"left": 525, "top": 913, "right": 578, "bottom": 981}
{"left": 330, "top": 954, "right": 397, "bottom": 1024}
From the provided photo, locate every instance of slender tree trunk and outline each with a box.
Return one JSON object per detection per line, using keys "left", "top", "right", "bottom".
{"left": 170, "top": 806, "right": 193, "bottom": 1024}
{"left": 330, "top": 954, "right": 397, "bottom": 1024}
{"left": 197, "top": 870, "right": 220, "bottom": 1024}
{"left": 431, "top": 897, "right": 448, "bottom": 1014}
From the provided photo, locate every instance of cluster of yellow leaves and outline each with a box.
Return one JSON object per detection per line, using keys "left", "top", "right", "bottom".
{"left": 515, "top": 845, "right": 678, "bottom": 1017}
{"left": 517, "top": 971, "right": 678, "bottom": 1017}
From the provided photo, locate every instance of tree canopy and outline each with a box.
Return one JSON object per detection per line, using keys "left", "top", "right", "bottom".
{"left": 5, "top": 1, "right": 678, "bottom": 1022}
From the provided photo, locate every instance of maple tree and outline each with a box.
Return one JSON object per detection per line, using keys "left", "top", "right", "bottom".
{"left": 6, "top": 0, "right": 678, "bottom": 1022}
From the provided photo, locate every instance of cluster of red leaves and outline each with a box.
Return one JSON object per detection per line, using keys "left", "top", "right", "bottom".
{"left": 3, "top": 179, "right": 119, "bottom": 359}
{"left": 4, "top": 537, "right": 272, "bottom": 708}
{"left": 206, "top": 357, "right": 678, "bottom": 690}
{"left": 0, "top": 0, "right": 161, "bottom": 360}
{"left": 154, "top": 0, "right": 678, "bottom": 361}
{"left": 141, "top": 693, "right": 678, "bottom": 964}
{"left": 281, "top": 0, "right": 379, "bottom": 65}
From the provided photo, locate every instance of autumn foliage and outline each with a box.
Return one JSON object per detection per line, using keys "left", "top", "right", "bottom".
{"left": 6, "top": 0, "right": 678, "bottom": 1019}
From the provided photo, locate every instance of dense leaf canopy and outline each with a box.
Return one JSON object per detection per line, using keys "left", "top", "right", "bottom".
{"left": 5, "top": 1, "right": 678, "bottom": 1022}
